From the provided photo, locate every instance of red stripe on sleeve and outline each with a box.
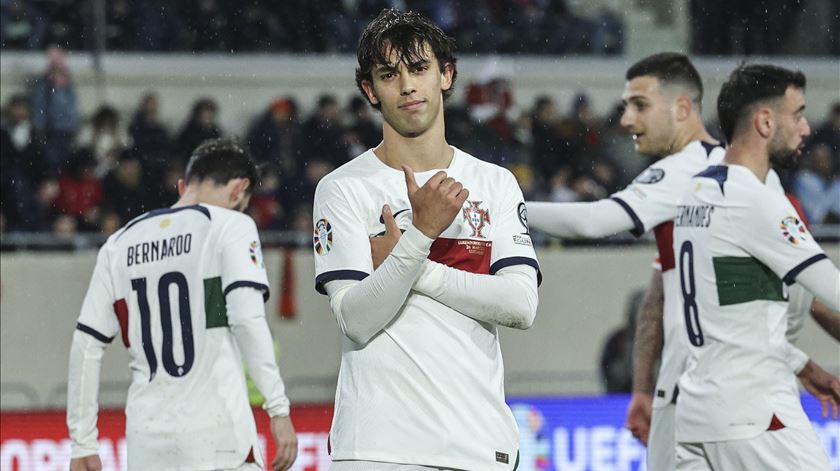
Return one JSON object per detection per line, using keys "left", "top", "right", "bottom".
{"left": 654, "top": 221, "right": 675, "bottom": 271}
{"left": 113, "top": 299, "right": 130, "bottom": 348}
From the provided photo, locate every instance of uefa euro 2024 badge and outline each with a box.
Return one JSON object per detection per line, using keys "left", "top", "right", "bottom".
{"left": 779, "top": 216, "right": 807, "bottom": 245}
{"left": 463, "top": 201, "right": 490, "bottom": 238}
{"left": 313, "top": 218, "right": 333, "bottom": 255}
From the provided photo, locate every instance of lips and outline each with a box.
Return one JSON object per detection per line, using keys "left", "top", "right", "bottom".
{"left": 399, "top": 100, "right": 425, "bottom": 111}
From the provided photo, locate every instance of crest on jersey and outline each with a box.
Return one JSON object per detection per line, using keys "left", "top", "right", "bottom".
{"left": 779, "top": 216, "right": 807, "bottom": 245}
{"left": 634, "top": 167, "right": 665, "bottom": 184}
{"left": 313, "top": 218, "right": 333, "bottom": 255}
{"left": 463, "top": 201, "right": 490, "bottom": 238}
{"left": 249, "top": 240, "right": 264, "bottom": 268}
{"left": 517, "top": 202, "right": 529, "bottom": 233}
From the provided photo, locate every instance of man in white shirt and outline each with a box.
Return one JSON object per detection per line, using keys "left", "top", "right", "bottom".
{"left": 528, "top": 52, "right": 725, "bottom": 470}
{"left": 312, "top": 8, "right": 540, "bottom": 470}
{"left": 674, "top": 63, "right": 840, "bottom": 470}
{"left": 67, "top": 139, "right": 297, "bottom": 471}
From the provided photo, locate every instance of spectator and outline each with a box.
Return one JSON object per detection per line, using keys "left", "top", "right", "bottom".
{"left": 77, "top": 105, "right": 127, "bottom": 177}
{"left": 301, "top": 94, "right": 349, "bottom": 168}
{"left": 55, "top": 149, "right": 103, "bottom": 226}
{"left": 809, "top": 102, "right": 840, "bottom": 170}
{"left": 0, "top": 0, "right": 48, "bottom": 50}
{"left": 466, "top": 58, "right": 518, "bottom": 165}
{"left": 30, "top": 46, "right": 81, "bottom": 172}
{"left": 600, "top": 289, "right": 644, "bottom": 393}
{"left": 792, "top": 143, "right": 840, "bottom": 224}
{"left": 247, "top": 166, "right": 288, "bottom": 230}
{"left": 102, "top": 151, "right": 146, "bottom": 223}
{"left": 128, "top": 92, "right": 172, "bottom": 173}
{"left": 345, "top": 96, "right": 381, "bottom": 153}
{"left": 531, "top": 95, "right": 563, "bottom": 182}
{"left": 176, "top": 98, "right": 222, "bottom": 159}
{"left": 245, "top": 97, "right": 302, "bottom": 179}
{"left": 1, "top": 95, "right": 47, "bottom": 231}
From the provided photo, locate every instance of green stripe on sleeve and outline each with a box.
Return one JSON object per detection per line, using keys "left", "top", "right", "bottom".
{"left": 204, "top": 276, "right": 228, "bottom": 328}
{"left": 713, "top": 256, "right": 785, "bottom": 305}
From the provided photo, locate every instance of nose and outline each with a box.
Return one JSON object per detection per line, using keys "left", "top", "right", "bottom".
{"left": 619, "top": 108, "right": 633, "bottom": 129}
{"left": 399, "top": 74, "right": 416, "bottom": 96}
{"left": 801, "top": 117, "right": 811, "bottom": 137}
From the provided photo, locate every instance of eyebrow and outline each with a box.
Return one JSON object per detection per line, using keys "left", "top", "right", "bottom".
{"left": 623, "top": 95, "right": 649, "bottom": 105}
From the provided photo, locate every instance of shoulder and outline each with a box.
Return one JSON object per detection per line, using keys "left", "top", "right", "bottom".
{"left": 457, "top": 148, "right": 518, "bottom": 185}
{"left": 315, "top": 152, "right": 376, "bottom": 199}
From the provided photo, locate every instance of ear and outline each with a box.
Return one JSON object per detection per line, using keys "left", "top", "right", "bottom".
{"left": 674, "top": 95, "right": 693, "bottom": 122}
{"left": 441, "top": 62, "right": 454, "bottom": 92}
{"left": 177, "top": 179, "right": 186, "bottom": 196}
{"left": 361, "top": 80, "right": 379, "bottom": 105}
{"left": 231, "top": 178, "right": 250, "bottom": 203}
{"left": 754, "top": 108, "right": 773, "bottom": 139}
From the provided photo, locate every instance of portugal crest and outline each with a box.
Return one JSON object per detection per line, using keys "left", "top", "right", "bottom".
{"left": 463, "top": 201, "right": 490, "bottom": 238}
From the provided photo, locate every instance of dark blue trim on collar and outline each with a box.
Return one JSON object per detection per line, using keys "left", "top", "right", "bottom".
{"left": 118, "top": 205, "right": 211, "bottom": 239}
{"left": 695, "top": 165, "right": 729, "bottom": 195}
{"left": 610, "top": 197, "right": 645, "bottom": 237}
{"left": 700, "top": 141, "right": 723, "bottom": 158}
{"left": 315, "top": 270, "right": 370, "bottom": 295}
{"left": 783, "top": 254, "right": 828, "bottom": 285}
{"left": 76, "top": 322, "right": 115, "bottom": 344}
{"left": 489, "top": 257, "right": 542, "bottom": 286}
{"left": 224, "top": 281, "right": 270, "bottom": 302}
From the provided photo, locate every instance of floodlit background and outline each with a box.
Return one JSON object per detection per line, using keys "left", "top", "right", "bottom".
{"left": 1, "top": 1, "right": 838, "bottom": 470}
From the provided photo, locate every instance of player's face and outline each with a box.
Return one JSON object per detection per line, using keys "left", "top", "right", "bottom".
{"left": 768, "top": 86, "right": 810, "bottom": 168}
{"left": 362, "top": 42, "right": 454, "bottom": 138}
{"left": 620, "top": 76, "right": 677, "bottom": 157}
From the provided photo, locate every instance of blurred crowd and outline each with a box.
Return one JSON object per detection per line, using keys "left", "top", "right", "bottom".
{"left": 1, "top": 0, "right": 623, "bottom": 55}
{"left": 2, "top": 48, "right": 839, "bottom": 239}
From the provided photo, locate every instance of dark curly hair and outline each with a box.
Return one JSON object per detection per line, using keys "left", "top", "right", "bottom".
{"left": 355, "top": 8, "right": 458, "bottom": 110}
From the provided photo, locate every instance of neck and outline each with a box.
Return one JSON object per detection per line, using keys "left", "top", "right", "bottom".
{"left": 672, "top": 116, "right": 718, "bottom": 152}
{"left": 173, "top": 184, "right": 227, "bottom": 208}
{"left": 375, "top": 108, "right": 453, "bottom": 171}
{"left": 723, "top": 137, "right": 770, "bottom": 182}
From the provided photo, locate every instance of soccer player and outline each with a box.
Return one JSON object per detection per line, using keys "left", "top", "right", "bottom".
{"left": 67, "top": 139, "right": 297, "bottom": 471}
{"left": 526, "top": 53, "right": 828, "bottom": 470}
{"left": 673, "top": 63, "right": 840, "bottom": 470}
{"left": 528, "top": 52, "right": 726, "bottom": 470}
{"left": 312, "top": 9, "right": 539, "bottom": 470}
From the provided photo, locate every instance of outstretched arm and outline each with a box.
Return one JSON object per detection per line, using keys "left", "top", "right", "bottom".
{"left": 625, "top": 269, "right": 664, "bottom": 445}
{"left": 526, "top": 200, "right": 635, "bottom": 239}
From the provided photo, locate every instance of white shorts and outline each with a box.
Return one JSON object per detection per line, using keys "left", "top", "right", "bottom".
{"left": 330, "top": 461, "right": 465, "bottom": 471}
{"left": 648, "top": 402, "right": 676, "bottom": 471}
{"left": 675, "top": 427, "right": 831, "bottom": 471}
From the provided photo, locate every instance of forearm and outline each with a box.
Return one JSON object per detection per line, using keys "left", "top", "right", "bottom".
{"left": 326, "top": 226, "right": 433, "bottom": 345}
{"left": 413, "top": 262, "right": 538, "bottom": 329}
{"left": 526, "top": 200, "right": 634, "bottom": 239}
{"left": 227, "top": 288, "right": 290, "bottom": 417}
{"left": 67, "top": 331, "right": 107, "bottom": 458}
{"left": 811, "top": 300, "right": 840, "bottom": 341}
{"left": 631, "top": 271, "right": 664, "bottom": 393}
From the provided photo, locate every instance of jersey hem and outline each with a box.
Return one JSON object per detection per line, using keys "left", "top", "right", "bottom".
{"left": 223, "top": 281, "right": 270, "bottom": 302}
{"left": 330, "top": 450, "right": 516, "bottom": 470}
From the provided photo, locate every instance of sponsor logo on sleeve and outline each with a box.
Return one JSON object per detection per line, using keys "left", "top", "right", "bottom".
{"left": 313, "top": 218, "right": 333, "bottom": 255}
{"left": 780, "top": 216, "right": 807, "bottom": 245}
{"left": 463, "top": 201, "right": 491, "bottom": 238}
{"left": 512, "top": 234, "right": 533, "bottom": 247}
{"left": 249, "top": 241, "right": 265, "bottom": 268}
{"left": 633, "top": 167, "right": 665, "bottom": 184}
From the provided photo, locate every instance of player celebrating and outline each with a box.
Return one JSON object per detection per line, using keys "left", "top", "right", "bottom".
{"left": 673, "top": 64, "right": 840, "bottom": 470}
{"left": 312, "top": 9, "right": 539, "bottom": 470}
{"left": 67, "top": 139, "right": 297, "bottom": 471}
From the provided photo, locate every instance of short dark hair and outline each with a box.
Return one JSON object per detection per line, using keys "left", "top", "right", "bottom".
{"left": 717, "top": 64, "right": 806, "bottom": 143}
{"left": 355, "top": 8, "right": 458, "bottom": 110}
{"left": 185, "top": 138, "right": 260, "bottom": 194}
{"left": 626, "top": 52, "right": 704, "bottom": 106}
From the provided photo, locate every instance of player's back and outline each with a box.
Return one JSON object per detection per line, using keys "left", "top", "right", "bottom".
{"left": 101, "top": 204, "right": 265, "bottom": 469}
{"left": 673, "top": 165, "right": 818, "bottom": 443}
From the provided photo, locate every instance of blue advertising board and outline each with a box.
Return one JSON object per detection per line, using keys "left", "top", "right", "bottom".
{"left": 508, "top": 395, "right": 839, "bottom": 471}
